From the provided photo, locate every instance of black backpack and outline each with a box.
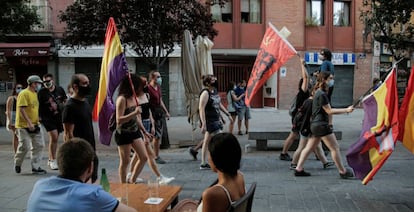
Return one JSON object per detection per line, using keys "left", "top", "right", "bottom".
{"left": 292, "top": 98, "right": 312, "bottom": 136}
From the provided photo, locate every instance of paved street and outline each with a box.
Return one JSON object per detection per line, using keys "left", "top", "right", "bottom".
{"left": 0, "top": 109, "right": 413, "bottom": 212}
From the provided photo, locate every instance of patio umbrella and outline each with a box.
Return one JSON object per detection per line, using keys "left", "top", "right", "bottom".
{"left": 195, "top": 35, "right": 214, "bottom": 76}
{"left": 181, "top": 30, "right": 203, "bottom": 131}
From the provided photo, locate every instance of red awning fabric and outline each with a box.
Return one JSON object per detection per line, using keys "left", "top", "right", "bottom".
{"left": 0, "top": 42, "right": 50, "bottom": 57}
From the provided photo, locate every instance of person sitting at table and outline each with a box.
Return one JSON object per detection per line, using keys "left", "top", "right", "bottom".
{"left": 26, "top": 137, "right": 136, "bottom": 212}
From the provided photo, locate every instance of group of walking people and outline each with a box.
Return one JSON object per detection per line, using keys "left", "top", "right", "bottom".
{"left": 6, "top": 70, "right": 174, "bottom": 185}
{"left": 280, "top": 49, "right": 355, "bottom": 179}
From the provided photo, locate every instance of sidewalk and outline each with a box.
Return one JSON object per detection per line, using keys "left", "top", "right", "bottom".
{"left": 0, "top": 109, "right": 413, "bottom": 211}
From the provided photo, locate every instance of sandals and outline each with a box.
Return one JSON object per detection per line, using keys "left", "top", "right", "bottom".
{"left": 323, "top": 162, "right": 335, "bottom": 169}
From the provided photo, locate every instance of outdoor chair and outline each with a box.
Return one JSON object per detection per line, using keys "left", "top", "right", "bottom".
{"left": 228, "top": 182, "right": 257, "bottom": 212}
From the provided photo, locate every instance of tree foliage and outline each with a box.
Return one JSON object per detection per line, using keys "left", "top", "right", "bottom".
{"left": 0, "top": 0, "right": 41, "bottom": 40}
{"left": 60, "top": 0, "right": 226, "bottom": 69}
{"left": 361, "top": 0, "right": 414, "bottom": 58}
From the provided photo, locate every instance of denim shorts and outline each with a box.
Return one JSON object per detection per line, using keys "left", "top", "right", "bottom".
{"left": 142, "top": 119, "right": 151, "bottom": 132}
{"left": 206, "top": 120, "right": 223, "bottom": 134}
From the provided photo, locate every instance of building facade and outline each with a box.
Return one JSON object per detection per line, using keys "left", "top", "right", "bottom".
{"left": 0, "top": 0, "right": 413, "bottom": 123}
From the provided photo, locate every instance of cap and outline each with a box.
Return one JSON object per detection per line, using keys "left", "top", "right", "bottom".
{"left": 27, "top": 75, "right": 43, "bottom": 84}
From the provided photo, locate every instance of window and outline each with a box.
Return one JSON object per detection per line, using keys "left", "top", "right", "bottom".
{"left": 211, "top": 1, "right": 232, "bottom": 23}
{"left": 306, "top": 0, "right": 324, "bottom": 26}
{"left": 241, "top": 0, "right": 261, "bottom": 23}
{"left": 333, "top": 1, "right": 351, "bottom": 26}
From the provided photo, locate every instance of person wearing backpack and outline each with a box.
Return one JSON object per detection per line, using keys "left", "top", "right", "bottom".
{"left": 290, "top": 86, "right": 334, "bottom": 170}
{"left": 294, "top": 72, "right": 354, "bottom": 178}
{"left": 280, "top": 58, "right": 309, "bottom": 161}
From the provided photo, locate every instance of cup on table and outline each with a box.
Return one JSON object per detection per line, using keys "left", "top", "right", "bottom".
{"left": 147, "top": 177, "right": 160, "bottom": 200}
{"left": 115, "top": 183, "right": 128, "bottom": 205}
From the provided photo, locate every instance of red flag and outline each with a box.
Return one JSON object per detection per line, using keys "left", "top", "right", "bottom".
{"left": 398, "top": 66, "right": 414, "bottom": 154}
{"left": 245, "top": 23, "right": 297, "bottom": 106}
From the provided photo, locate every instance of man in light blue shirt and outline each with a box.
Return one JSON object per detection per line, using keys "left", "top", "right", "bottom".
{"left": 27, "top": 138, "right": 136, "bottom": 212}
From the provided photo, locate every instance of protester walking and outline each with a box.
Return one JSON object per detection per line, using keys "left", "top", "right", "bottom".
{"left": 62, "top": 74, "right": 98, "bottom": 183}
{"left": 319, "top": 48, "right": 335, "bottom": 102}
{"left": 280, "top": 58, "right": 309, "bottom": 161}
{"left": 14, "top": 75, "right": 46, "bottom": 175}
{"left": 38, "top": 73, "right": 67, "bottom": 170}
{"left": 6, "top": 83, "right": 23, "bottom": 153}
{"left": 199, "top": 75, "right": 232, "bottom": 169}
{"left": 294, "top": 72, "right": 354, "bottom": 178}
{"left": 123, "top": 75, "right": 175, "bottom": 184}
{"left": 147, "top": 70, "right": 169, "bottom": 164}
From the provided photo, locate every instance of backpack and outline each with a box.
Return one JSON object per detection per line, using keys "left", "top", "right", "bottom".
{"left": 292, "top": 98, "right": 312, "bottom": 136}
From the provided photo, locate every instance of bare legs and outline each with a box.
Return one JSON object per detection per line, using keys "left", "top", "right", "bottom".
{"left": 201, "top": 132, "right": 213, "bottom": 165}
{"left": 295, "top": 133, "right": 346, "bottom": 174}
{"left": 118, "top": 139, "right": 148, "bottom": 183}
{"left": 228, "top": 114, "right": 237, "bottom": 134}
{"left": 12, "top": 130, "right": 18, "bottom": 153}
{"left": 47, "top": 130, "right": 59, "bottom": 161}
{"left": 281, "top": 131, "right": 298, "bottom": 155}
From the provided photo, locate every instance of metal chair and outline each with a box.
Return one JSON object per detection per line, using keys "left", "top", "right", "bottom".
{"left": 229, "top": 182, "right": 257, "bottom": 212}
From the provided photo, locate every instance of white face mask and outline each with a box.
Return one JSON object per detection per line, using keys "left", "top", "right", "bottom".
{"left": 16, "top": 88, "right": 22, "bottom": 94}
{"left": 36, "top": 84, "right": 42, "bottom": 91}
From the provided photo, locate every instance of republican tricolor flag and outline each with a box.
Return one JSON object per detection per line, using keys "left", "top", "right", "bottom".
{"left": 398, "top": 66, "right": 414, "bottom": 154}
{"left": 245, "top": 23, "right": 297, "bottom": 106}
{"left": 92, "top": 17, "right": 128, "bottom": 146}
{"left": 346, "top": 67, "right": 399, "bottom": 185}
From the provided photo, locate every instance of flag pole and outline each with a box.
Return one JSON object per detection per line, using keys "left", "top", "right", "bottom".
{"left": 122, "top": 46, "right": 139, "bottom": 106}
{"left": 352, "top": 57, "right": 405, "bottom": 107}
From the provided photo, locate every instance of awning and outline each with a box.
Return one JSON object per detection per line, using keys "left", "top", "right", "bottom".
{"left": 0, "top": 42, "right": 50, "bottom": 57}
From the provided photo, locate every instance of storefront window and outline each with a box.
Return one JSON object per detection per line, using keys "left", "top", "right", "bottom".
{"left": 241, "top": 0, "right": 261, "bottom": 23}
{"left": 333, "top": 0, "right": 351, "bottom": 26}
{"left": 306, "top": 0, "right": 324, "bottom": 26}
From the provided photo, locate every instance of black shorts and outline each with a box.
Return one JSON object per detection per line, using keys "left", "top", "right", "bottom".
{"left": 114, "top": 130, "right": 143, "bottom": 146}
{"left": 310, "top": 124, "right": 333, "bottom": 137}
{"left": 41, "top": 118, "right": 63, "bottom": 133}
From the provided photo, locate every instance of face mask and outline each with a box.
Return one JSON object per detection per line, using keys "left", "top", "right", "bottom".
{"left": 16, "top": 88, "right": 22, "bottom": 94}
{"left": 44, "top": 81, "right": 53, "bottom": 88}
{"left": 156, "top": 78, "right": 162, "bottom": 86}
{"left": 211, "top": 80, "right": 218, "bottom": 88}
{"left": 78, "top": 85, "right": 91, "bottom": 96}
{"left": 36, "top": 84, "right": 42, "bottom": 92}
{"left": 327, "top": 79, "right": 334, "bottom": 87}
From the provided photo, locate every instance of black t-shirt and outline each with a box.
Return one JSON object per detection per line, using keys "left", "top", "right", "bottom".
{"left": 62, "top": 98, "right": 95, "bottom": 149}
{"left": 292, "top": 88, "right": 310, "bottom": 118}
{"left": 38, "top": 86, "right": 67, "bottom": 121}
{"left": 311, "top": 89, "right": 330, "bottom": 124}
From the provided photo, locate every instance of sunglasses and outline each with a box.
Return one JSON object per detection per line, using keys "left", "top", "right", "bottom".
{"left": 16, "top": 87, "right": 23, "bottom": 89}
{"left": 43, "top": 80, "right": 51, "bottom": 83}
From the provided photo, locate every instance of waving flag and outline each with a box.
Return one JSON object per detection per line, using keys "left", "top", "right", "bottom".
{"left": 398, "top": 66, "right": 414, "bottom": 154}
{"left": 92, "top": 17, "right": 128, "bottom": 146}
{"left": 245, "top": 22, "right": 297, "bottom": 106}
{"left": 346, "top": 68, "right": 399, "bottom": 185}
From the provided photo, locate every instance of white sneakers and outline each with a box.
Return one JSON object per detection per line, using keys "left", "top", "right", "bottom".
{"left": 48, "top": 160, "right": 58, "bottom": 170}
{"left": 158, "top": 175, "right": 175, "bottom": 185}
{"left": 126, "top": 172, "right": 174, "bottom": 184}
{"left": 126, "top": 172, "right": 144, "bottom": 183}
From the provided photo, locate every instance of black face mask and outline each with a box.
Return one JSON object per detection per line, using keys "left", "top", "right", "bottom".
{"left": 211, "top": 81, "right": 218, "bottom": 88}
{"left": 78, "top": 85, "right": 91, "bottom": 97}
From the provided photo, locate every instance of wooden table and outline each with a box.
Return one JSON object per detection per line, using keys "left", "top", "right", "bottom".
{"left": 110, "top": 183, "right": 182, "bottom": 212}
